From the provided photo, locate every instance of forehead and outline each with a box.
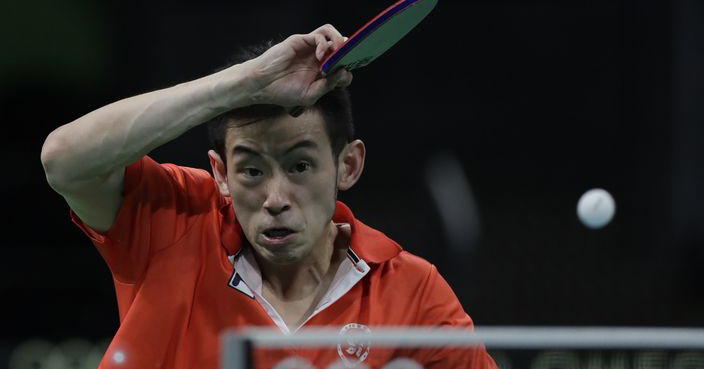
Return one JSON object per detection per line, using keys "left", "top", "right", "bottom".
{"left": 224, "top": 110, "right": 331, "bottom": 155}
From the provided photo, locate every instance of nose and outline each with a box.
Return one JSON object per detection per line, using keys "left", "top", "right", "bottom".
{"left": 262, "top": 176, "right": 291, "bottom": 216}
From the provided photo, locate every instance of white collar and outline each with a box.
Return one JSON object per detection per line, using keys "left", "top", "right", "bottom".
{"left": 227, "top": 224, "right": 370, "bottom": 334}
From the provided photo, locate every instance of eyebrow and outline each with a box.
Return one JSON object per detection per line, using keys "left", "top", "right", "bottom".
{"left": 231, "top": 139, "right": 319, "bottom": 158}
{"left": 283, "top": 139, "right": 319, "bottom": 155}
{"left": 231, "top": 145, "right": 261, "bottom": 158}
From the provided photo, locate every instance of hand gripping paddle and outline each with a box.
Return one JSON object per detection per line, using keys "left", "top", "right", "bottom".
{"left": 289, "top": 0, "right": 439, "bottom": 117}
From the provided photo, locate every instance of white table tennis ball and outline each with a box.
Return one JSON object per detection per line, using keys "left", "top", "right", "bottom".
{"left": 577, "top": 188, "right": 615, "bottom": 229}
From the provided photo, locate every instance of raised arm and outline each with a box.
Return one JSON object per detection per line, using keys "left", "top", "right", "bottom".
{"left": 40, "top": 25, "right": 352, "bottom": 232}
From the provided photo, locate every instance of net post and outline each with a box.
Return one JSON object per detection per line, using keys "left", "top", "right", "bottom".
{"left": 221, "top": 330, "right": 253, "bottom": 369}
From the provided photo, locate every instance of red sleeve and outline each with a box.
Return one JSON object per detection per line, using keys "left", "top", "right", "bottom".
{"left": 70, "top": 156, "right": 218, "bottom": 284}
{"left": 416, "top": 265, "right": 499, "bottom": 369}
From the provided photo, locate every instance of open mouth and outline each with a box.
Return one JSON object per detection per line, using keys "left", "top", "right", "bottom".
{"left": 262, "top": 228, "right": 295, "bottom": 240}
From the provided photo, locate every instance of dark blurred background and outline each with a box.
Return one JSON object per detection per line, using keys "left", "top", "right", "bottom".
{"left": 2, "top": 0, "right": 703, "bottom": 366}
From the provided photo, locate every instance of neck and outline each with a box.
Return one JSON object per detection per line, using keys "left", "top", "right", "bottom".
{"left": 256, "top": 221, "right": 348, "bottom": 301}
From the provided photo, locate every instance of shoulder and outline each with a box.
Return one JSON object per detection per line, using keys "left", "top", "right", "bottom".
{"left": 349, "top": 216, "right": 434, "bottom": 283}
{"left": 376, "top": 250, "right": 470, "bottom": 327}
{"left": 381, "top": 250, "right": 436, "bottom": 285}
{"left": 342, "top": 203, "right": 441, "bottom": 288}
{"left": 132, "top": 156, "right": 219, "bottom": 203}
{"left": 149, "top": 158, "right": 215, "bottom": 189}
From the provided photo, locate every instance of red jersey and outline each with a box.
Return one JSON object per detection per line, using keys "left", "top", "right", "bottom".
{"left": 71, "top": 156, "right": 497, "bottom": 369}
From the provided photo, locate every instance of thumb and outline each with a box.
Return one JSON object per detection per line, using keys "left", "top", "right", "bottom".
{"left": 329, "top": 67, "right": 353, "bottom": 88}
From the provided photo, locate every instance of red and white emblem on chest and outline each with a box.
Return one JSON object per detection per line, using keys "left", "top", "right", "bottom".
{"left": 337, "top": 323, "right": 371, "bottom": 367}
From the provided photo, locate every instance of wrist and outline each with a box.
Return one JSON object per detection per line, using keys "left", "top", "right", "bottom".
{"left": 201, "top": 61, "right": 260, "bottom": 112}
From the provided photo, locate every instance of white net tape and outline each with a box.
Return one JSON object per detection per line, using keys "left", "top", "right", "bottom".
{"left": 222, "top": 327, "right": 704, "bottom": 369}
{"left": 270, "top": 357, "right": 425, "bottom": 369}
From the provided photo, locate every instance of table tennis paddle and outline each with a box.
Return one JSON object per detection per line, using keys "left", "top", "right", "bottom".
{"left": 289, "top": 0, "right": 439, "bottom": 117}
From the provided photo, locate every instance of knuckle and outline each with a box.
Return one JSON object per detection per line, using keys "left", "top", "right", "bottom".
{"left": 321, "top": 24, "right": 339, "bottom": 35}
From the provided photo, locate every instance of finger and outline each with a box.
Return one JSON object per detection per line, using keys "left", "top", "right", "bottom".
{"left": 330, "top": 68, "right": 353, "bottom": 88}
{"left": 321, "top": 68, "right": 351, "bottom": 89}
{"left": 321, "top": 68, "right": 352, "bottom": 91}
{"left": 340, "top": 70, "right": 353, "bottom": 87}
{"left": 295, "top": 33, "right": 330, "bottom": 60}
{"left": 314, "top": 24, "right": 346, "bottom": 53}
{"left": 307, "top": 68, "right": 352, "bottom": 100}
{"left": 313, "top": 33, "right": 332, "bottom": 61}
{"left": 299, "top": 68, "right": 353, "bottom": 109}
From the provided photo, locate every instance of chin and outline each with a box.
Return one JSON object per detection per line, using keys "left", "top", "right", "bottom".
{"left": 270, "top": 254, "right": 304, "bottom": 265}
{"left": 257, "top": 243, "right": 311, "bottom": 266}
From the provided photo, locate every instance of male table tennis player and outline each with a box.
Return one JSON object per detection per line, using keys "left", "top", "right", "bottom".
{"left": 41, "top": 25, "right": 498, "bottom": 369}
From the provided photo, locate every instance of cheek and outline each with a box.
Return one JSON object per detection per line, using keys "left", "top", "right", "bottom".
{"left": 228, "top": 181, "right": 264, "bottom": 229}
{"left": 301, "top": 173, "right": 338, "bottom": 224}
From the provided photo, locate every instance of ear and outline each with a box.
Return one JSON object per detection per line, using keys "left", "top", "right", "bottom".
{"left": 336, "top": 140, "right": 366, "bottom": 191}
{"left": 208, "top": 150, "right": 231, "bottom": 197}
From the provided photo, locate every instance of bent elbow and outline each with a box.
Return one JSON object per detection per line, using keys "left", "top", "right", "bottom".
{"left": 40, "top": 130, "right": 71, "bottom": 191}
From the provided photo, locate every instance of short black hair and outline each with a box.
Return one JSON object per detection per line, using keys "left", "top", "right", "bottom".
{"left": 206, "top": 39, "right": 354, "bottom": 166}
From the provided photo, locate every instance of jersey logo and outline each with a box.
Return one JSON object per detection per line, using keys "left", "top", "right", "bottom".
{"left": 228, "top": 272, "right": 254, "bottom": 299}
{"left": 337, "top": 323, "right": 371, "bottom": 367}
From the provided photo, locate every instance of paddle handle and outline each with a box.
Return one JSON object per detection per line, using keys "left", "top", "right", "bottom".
{"left": 289, "top": 106, "right": 305, "bottom": 117}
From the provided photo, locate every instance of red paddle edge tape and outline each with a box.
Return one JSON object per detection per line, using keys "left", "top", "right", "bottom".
{"left": 320, "top": 0, "right": 420, "bottom": 74}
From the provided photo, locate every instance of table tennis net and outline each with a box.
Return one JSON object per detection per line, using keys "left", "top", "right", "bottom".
{"left": 221, "top": 327, "right": 704, "bottom": 369}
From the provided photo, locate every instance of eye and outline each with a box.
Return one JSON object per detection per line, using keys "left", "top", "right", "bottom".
{"left": 290, "top": 162, "right": 311, "bottom": 174}
{"left": 241, "top": 167, "right": 263, "bottom": 177}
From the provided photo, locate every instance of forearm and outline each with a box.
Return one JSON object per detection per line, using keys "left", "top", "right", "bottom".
{"left": 41, "top": 62, "right": 254, "bottom": 187}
